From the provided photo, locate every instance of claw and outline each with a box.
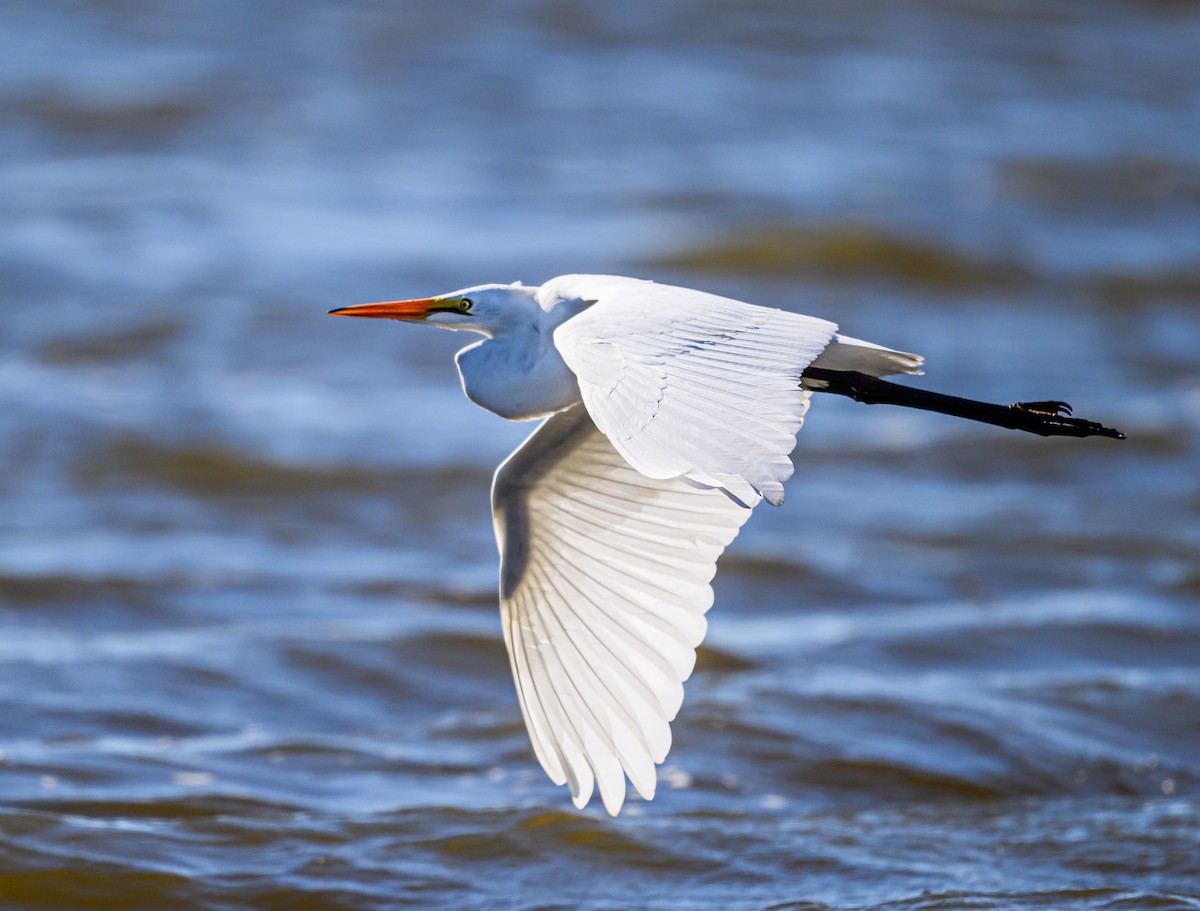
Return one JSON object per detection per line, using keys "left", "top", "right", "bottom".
{"left": 1013, "top": 400, "right": 1072, "bottom": 417}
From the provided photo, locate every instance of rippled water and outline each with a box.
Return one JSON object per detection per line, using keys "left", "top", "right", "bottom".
{"left": 2, "top": 1, "right": 1199, "bottom": 908}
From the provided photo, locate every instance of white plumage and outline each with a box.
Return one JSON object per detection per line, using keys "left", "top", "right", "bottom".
{"left": 547, "top": 275, "right": 839, "bottom": 507}
{"left": 331, "top": 274, "right": 923, "bottom": 814}
{"left": 493, "top": 403, "right": 754, "bottom": 814}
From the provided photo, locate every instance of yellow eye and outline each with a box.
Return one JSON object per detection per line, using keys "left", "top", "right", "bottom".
{"left": 459, "top": 298, "right": 473, "bottom": 311}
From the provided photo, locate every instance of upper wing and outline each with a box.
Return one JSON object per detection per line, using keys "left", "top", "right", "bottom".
{"left": 547, "top": 275, "right": 838, "bottom": 506}
{"left": 492, "top": 405, "right": 756, "bottom": 815}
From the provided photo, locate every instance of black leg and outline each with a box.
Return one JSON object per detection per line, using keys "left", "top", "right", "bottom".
{"left": 801, "top": 368, "right": 1126, "bottom": 440}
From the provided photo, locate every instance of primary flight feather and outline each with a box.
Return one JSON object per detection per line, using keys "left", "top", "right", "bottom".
{"left": 330, "top": 274, "right": 1122, "bottom": 815}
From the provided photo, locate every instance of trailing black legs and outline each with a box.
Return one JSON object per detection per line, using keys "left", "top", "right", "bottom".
{"left": 802, "top": 368, "right": 1125, "bottom": 440}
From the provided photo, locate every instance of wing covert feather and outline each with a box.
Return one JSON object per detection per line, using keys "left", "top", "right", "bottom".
{"left": 492, "top": 405, "right": 755, "bottom": 815}
{"left": 547, "top": 275, "right": 838, "bottom": 506}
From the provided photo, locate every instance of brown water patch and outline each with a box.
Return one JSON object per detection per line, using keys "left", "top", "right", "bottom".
{"left": 39, "top": 320, "right": 182, "bottom": 366}
{"left": 891, "top": 529, "right": 1198, "bottom": 566}
{"left": 694, "top": 643, "right": 758, "bottom": 673}
{"left": 0, "top": 572, "right": 160, "bottom": 606}
{"left": 389, "top": 807, "right": 704, "bottom": 870}
{"left": 798, "top": 757, "right": 1004, "bottom": 801}
{"left": 431, "top": 714, "right": 526, "bottom": 743}
{"left": 394, "top": 632, "right": 510, "bottom": 682}
{"left": 74, "top": 437, "right": 380, "bottom": 496}
{"left": 868, "top": 887, "right": 1149, "bottom": 911}
{"left": 86, "top": 710, "right": 212, "bottom": 740}
{"left": 721, "top": 554, "right": 873, "bottom": 604}
{"left": 511, "top": 811, "right": 705, "bottom": 870}
{"left": 721, "top": 553, "right": 823, "bottom": 582}
{"left": 1170, "top": 572, "right": 1200, "bottom": 599}
{"left": 16, "top": 89, "right": 216, "bottom": 140}
{"left": 13, "top": 795, "right": 303, "bottom": 820}
{"left": 999, "top": 156, "right": 1200, "bottom": 212}
{"left": 0, "top": 868, "right": 193, "bottom": 911}
{"left": 341, "top": 579, "right": 495, "bottom": 609}
{"left": 1090, "top": 269, "right": 1200, "bottom": 308}
{"left": 646, "top": 223, "right": 1028, "bottom": 290}
{"left": 72, "top": 435, "right": 488, "bottom": 499}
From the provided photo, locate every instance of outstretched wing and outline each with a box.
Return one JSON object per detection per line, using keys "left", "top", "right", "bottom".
{"left": 492, "top": 405, "right": 756, "bottom": 815}
{"left": 546, "top": 274, "right": 838, "bottom": 507}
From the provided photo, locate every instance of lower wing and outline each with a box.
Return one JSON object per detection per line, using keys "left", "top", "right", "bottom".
{"left": 491, "top": 405, "right": 757, "bottom": 814}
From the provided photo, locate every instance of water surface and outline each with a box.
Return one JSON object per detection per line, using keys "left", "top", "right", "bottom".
{"left": 2, "top": 1, "right": 1199, "bottom": 908}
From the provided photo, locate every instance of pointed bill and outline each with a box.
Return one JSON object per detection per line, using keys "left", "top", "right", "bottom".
{"left": 328, "top": 298, "right": 441, "bottom": 320}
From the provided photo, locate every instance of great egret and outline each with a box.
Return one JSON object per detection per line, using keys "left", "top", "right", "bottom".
{"left": 330, "top": 274, "right": 1123, "bottom": 815}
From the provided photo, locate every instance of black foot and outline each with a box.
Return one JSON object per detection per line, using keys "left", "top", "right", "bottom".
{"left": 1009, "top": 399, "right": 1125, "bottom": 439}
{"left": 1013, "top": 400, "right": 1073, "bottom": 417}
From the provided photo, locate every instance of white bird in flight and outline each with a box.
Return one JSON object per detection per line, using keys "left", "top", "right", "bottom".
{"left": 331, "top": 274, "right": 1122, "bottom": 815}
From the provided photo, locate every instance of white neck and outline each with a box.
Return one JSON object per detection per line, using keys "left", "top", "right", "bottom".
{"left": 453, "top": 296, "right": 586, "bottom": 421}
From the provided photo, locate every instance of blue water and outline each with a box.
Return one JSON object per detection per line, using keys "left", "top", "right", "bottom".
{"left": 2, "top": 1, "right": 1199, "bottom": 908}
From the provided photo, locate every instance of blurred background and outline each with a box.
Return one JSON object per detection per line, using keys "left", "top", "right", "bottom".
{"left": 2, "top": 1, "right": 1199, "bottom": 909}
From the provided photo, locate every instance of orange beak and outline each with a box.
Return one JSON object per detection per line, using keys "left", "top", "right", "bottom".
{"left": 328, "top": 298, "right": 440, "bottom": 320}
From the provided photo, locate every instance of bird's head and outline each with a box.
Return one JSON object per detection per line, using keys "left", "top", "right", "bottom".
{"left": 329, "top": 282, "right": 541, "bottom": 336}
